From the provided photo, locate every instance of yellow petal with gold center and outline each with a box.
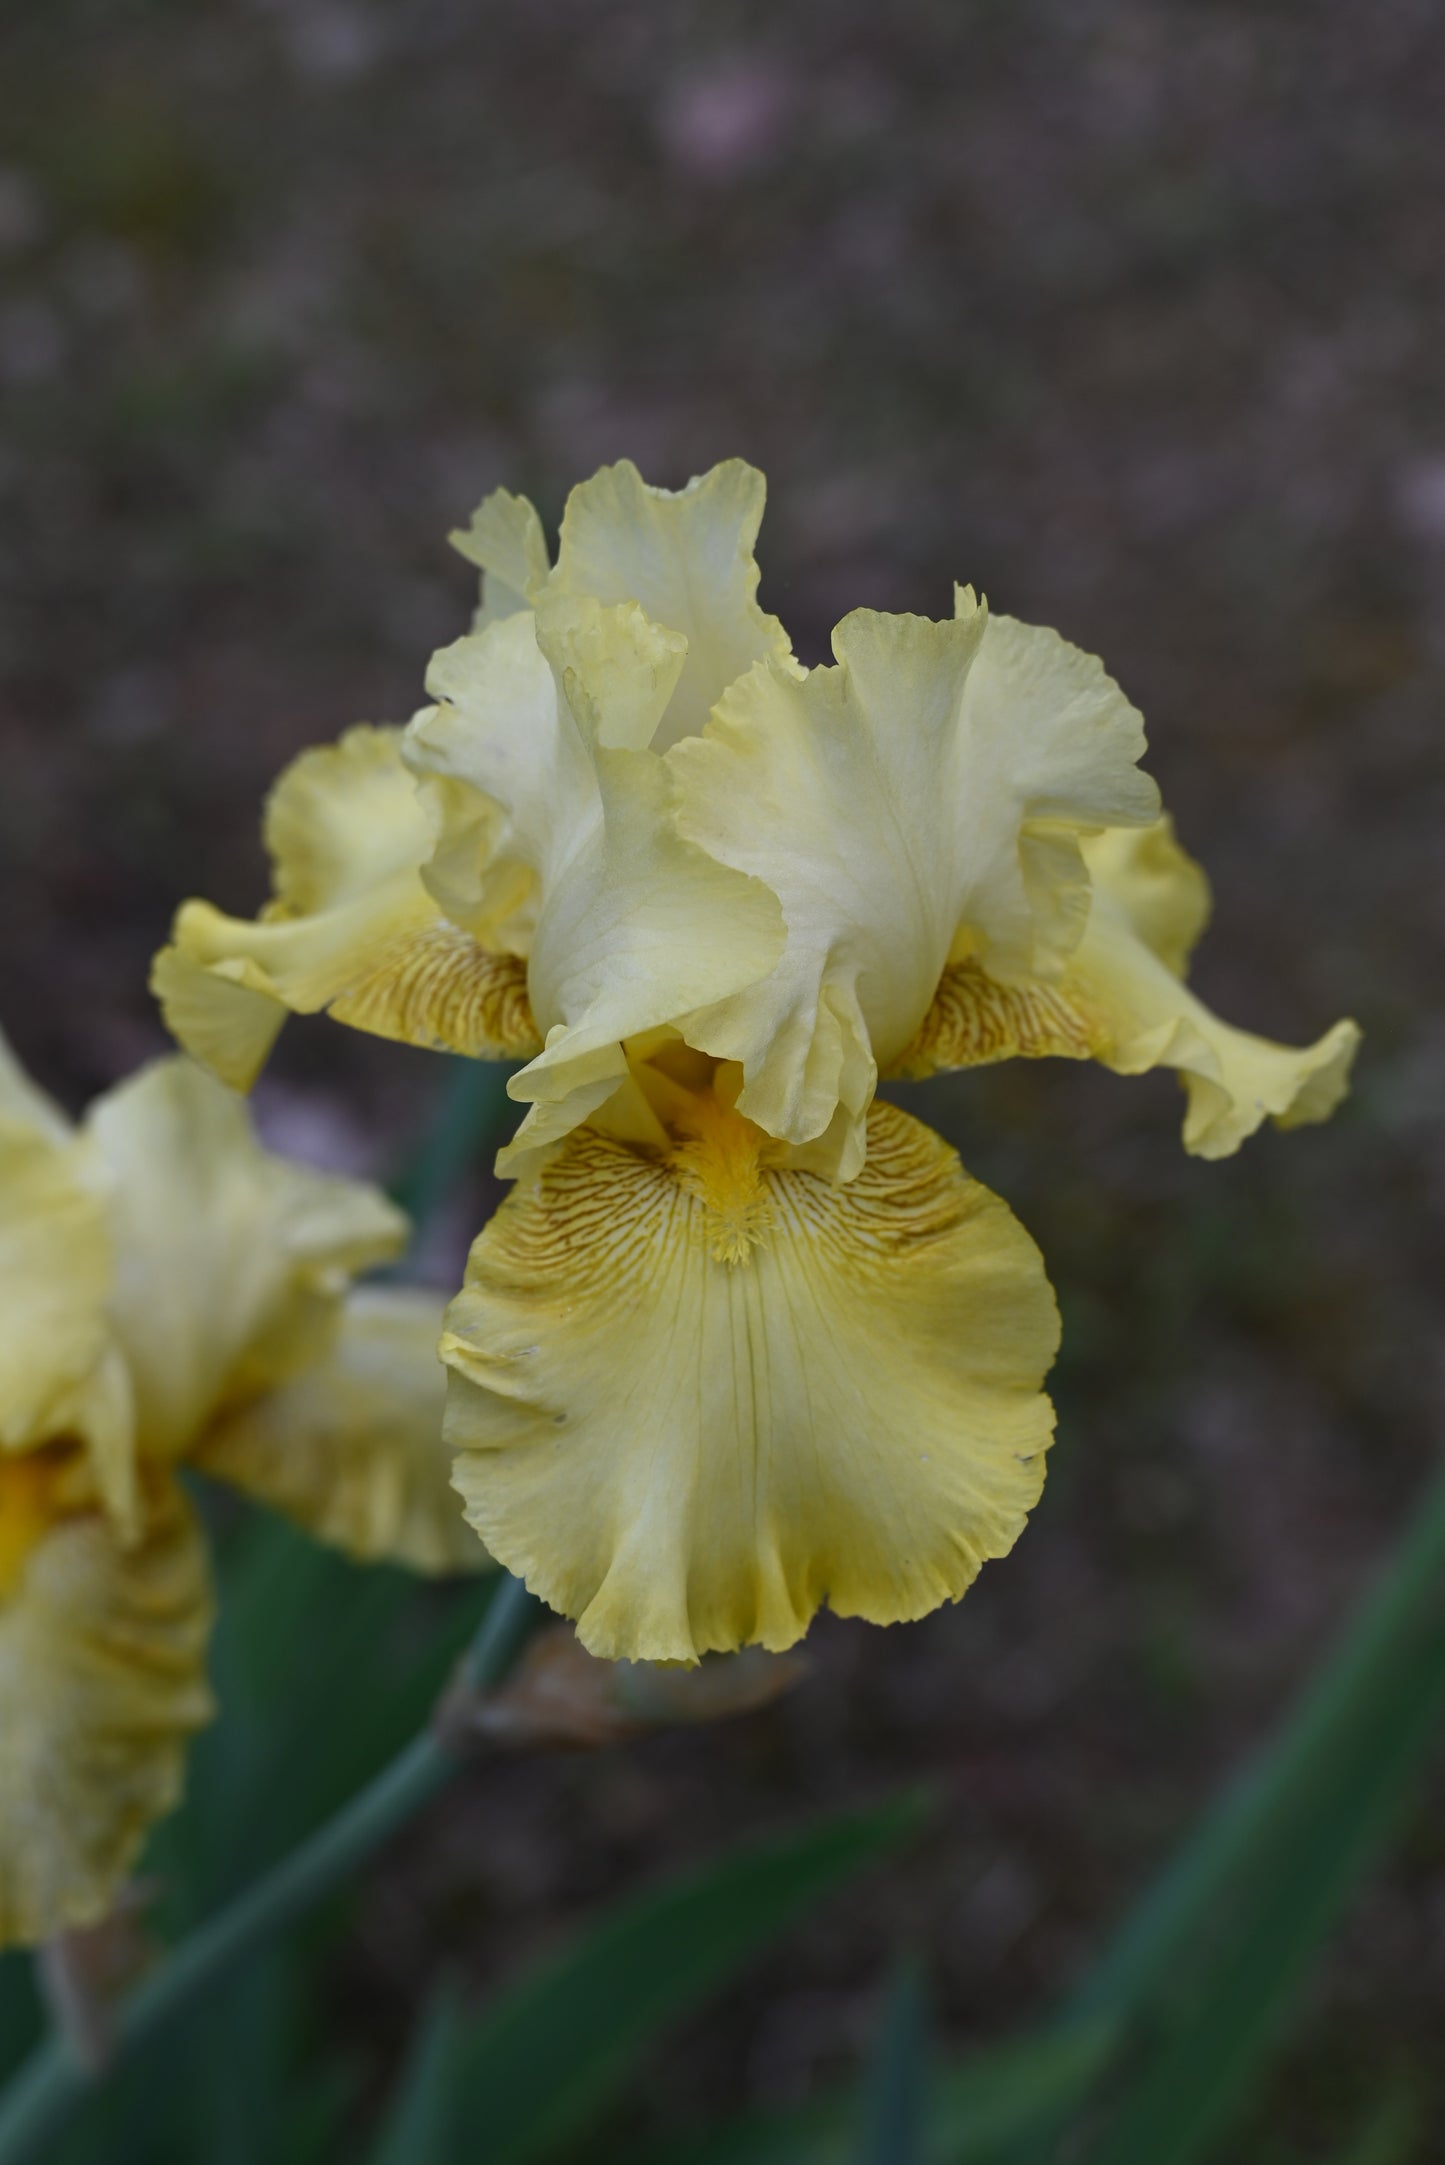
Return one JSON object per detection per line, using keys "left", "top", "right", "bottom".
{"left": 440, "top": 1090, "right": 1058, "bottom": 1662}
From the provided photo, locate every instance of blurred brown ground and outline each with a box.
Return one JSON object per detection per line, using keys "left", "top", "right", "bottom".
{"left": 2, "top": 0, "right": 1444, "bottom": 2152}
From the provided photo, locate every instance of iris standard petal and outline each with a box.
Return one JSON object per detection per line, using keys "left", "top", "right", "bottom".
{"left": 0, "top": 1460, "right": 213, "bottom": 1948}
{"left": 195, "top": 1286, "right": 487, "bottom": 1576}
{"left": 440, "top": 1089, "right": 1059, "bottom": 1662}
{"left": 450, "top": 485, "right": 550, "bottom": 628}
{"left": 413, "top": 606, "right": 785, "bottom": 1173}
{"left": 408, "top": 609, "right": 580, "bottom": 995}
{"left": 546, "top": 458, "right": 795, "bottom": 750}
{"left": 86, "top": 1058, "right": 405, "bottom": 1458}
{"left": 153, "top": 724, "right": 540, "bottom": 1090}
{"left": 894, "top": 817, "right": 1360, "bottom": 1157}
{"left": 668, "top": 601, "right": 1159, "bottom": 1174}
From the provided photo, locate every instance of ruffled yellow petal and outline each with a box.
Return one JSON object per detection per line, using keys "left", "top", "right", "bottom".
{"left": 86, "top": 1058, "right": 406, "bottom": 1458}
{"left": 1083, "top": 816, "right": 1211, "bottom": 978}
{"left": 411, "top": 607, "right": 785, "bottom": 1172}
{"left": 0, "top": 1028, "right": 71, "bottom": 1144}
{"left": 0, "top": 1033, "right": 140, "bottom": 1525}
{"left": 894, "top": 817, "right": 1360, "bottom": 1157}
{"left": 406, "top": 613, "right": 566, "bottom": 940}
{"left": 1072, "top": 821, "right": 1360, "bottom": 1157}
{"left": 668, "top": 602, "right": 1159, "bottom": 1175}
{"left": 0, "top": 1112, "right": 117, "bottom": 1457}
{"left": 441, "top": 1088, "right": 1058, "bottom": 1662}
{"left": 546, "top": 459, "right": 795, "bottom": 750}
{"left": 148, "top": 945, "right": 289, "bottom": 1097}
{"left": 154, "top": 725, "right": 541, "bottom": 1090}
{"left": 0, "top": 1462, "right": 213, "bottom": 1948}
{"left": 194, "top": 1286, "right": 487, "bottom": 1576}
{"left": 450, "top": 485, "right": 550, "bottom": 628}
{"left": 35, "top": 1345, "right": 139, "bottom": 1540}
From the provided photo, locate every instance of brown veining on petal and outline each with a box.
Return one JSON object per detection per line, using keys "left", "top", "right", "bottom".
{"left": 887, "top": 960, "right": 1103, "bottom": 1081}
{"left": 329, "top": 918, "right": 541, "bottom": 1059}
{"left": 439, "top": 1090, "right": 1059, "bottom": 1663}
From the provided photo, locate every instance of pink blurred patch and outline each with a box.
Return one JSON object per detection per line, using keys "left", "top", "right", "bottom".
{"left": 656, "top": 59, "right": 798, "bottom": 183}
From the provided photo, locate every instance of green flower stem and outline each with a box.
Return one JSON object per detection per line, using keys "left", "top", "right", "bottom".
{"left": 0, "top": 1572, "right": 538, "bottom": 2165}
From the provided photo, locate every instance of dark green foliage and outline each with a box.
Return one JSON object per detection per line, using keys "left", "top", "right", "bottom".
{"left": 366, "top": 1799, "right": 926, "bottom": 2165}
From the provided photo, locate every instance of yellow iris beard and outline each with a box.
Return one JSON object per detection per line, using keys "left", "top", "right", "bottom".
{"left": 0, "top": 1449, "right": 71, "bottom": 1604}
{"left": 667, "top": 1088, "right": 778, "bottom": 1265}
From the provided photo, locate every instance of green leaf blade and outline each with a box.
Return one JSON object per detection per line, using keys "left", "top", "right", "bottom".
{"left": 854, "top": 1963, "right": 928, "bottom": 2165}
{"left": 380, "top": 1793, "right": 926, "bottom": 2165}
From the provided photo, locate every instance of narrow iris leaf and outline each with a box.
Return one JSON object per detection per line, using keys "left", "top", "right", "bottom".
{"left": 1320, "top": 2079, "right": 1425, "bottom": 2165}
{"left": 1050, "top": 1462, "right": 1445, "bottom": 2165}
{"left": 854, "top": 1962, "right": 928, "bottom": 2165}
{"left": 371, "top": 1795, "right": 925, "bottom": 2165}
{"left": 367, "top": 1978, "right": 467, "bottom": 2165}
{"left": 0, "top": 1959, "right": 40, "bottom": 2088}
{"left": 621, "top": 2018, "right": 1116, "bottom": 2165}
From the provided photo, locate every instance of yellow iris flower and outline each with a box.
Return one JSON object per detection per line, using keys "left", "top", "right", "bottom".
{"left": 0, "top": 1035, "right": 484, "bottom": 1949}
{"left": 154, "top": 459, "right": 1359, "bottom": 1664}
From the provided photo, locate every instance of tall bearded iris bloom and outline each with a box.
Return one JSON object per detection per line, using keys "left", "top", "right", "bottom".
{"left": 155, "top": 460, "right": 1359, "bottom": 1663}
{"left": 0, "top": 1035, "right": 484, "bottom": 1948}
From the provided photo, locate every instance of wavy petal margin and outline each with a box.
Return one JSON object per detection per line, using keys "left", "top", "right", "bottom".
{"left": 547, "top": 459, "right": 795, "bottom": 749}
{"left": 154, "top": 725, "right": 540, "bottom": 1091}
{"left": 87, "top": 1059, "right": 405, "bottom": 1458}
{"left": 195, "top": 1287, "right": 488, "bottom": 1576}
{"left": 669, "top": 602, "right": 1159, "bottom": 1173}
{"left": 441, "top": 1094, "right": 1058, "bottom": 1661}
{"left": 413, "top": 606, "right": 785, "bottom": 1173}
{"left": 0, "top": 1466, "right": 213, "bottom": 1948}
{"left": 894, "top": 817, "right": 1360, "bottom": 1156}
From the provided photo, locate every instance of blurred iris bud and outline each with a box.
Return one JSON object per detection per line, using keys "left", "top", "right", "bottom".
{"left": 37, "top": 1883, "right": 158, "bottom": 2071}
{"left": 442, "top": 1623, "right": 808, "bottom": 1752}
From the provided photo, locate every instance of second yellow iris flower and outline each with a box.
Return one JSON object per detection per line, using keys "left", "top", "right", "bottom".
{"left": 0, "top": 1035, "right": 484, "bottom": 1949}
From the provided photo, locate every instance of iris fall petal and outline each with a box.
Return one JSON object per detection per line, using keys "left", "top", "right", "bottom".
{"left": 0, "top": 1465, "right": 213, "bottom": 1948}
{"left": 895, "top": 817, "right": 1361, "bottom": 1156}
{"left": 195, "top": 1286, "right": 487, "bottom": 1575}
{"left": 441, "top": 1091, "right": 1059, "bottom": 1662}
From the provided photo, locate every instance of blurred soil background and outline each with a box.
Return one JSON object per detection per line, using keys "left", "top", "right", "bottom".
{"left": 2, "top": 0, "right": 1444, "bottom": 2153}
